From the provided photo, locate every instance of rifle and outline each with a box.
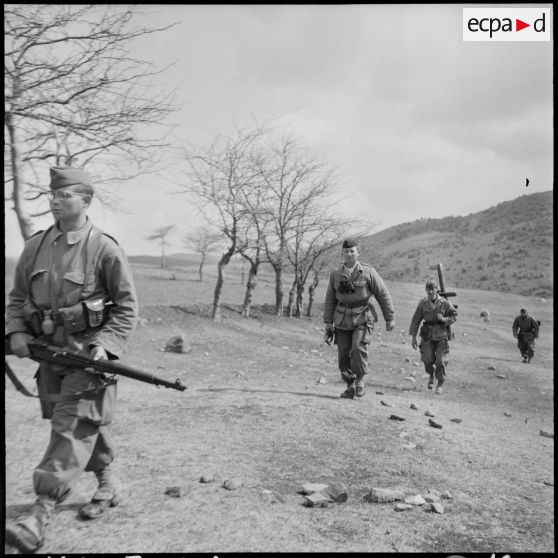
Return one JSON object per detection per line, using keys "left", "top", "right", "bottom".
{"left": 5, "top": 338, "right": 187, "bottom": 392}
{"left": 436, "top": 263, "right": 458, "bottom": 340}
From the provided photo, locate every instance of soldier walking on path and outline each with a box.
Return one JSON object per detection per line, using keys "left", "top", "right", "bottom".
{"left": 323, "top": 238, "right": 395, "bottom": 399}
{"left": 409, "top": 278, "right": 457, "bottom": 394}
{"left": 512, "top": 308, "right": 540, "bottom": 363}
{"left": 5, "top": 167, "right": 139, "bottom": 553}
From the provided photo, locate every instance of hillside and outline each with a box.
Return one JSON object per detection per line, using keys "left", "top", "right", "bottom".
{"left": 357, "top": 191, "right": 553, "bottom": 297}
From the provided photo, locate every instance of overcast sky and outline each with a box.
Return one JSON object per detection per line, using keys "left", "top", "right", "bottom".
{"left": 4, "top": 4, "right": 553, "bottom": 258}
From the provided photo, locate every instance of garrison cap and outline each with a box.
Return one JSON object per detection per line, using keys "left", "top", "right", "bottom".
{"left": 342, "top": 237, "right": 359, "bottom": 249}
{"left": 425, "top": 278, "right": 438, "bottom": 289}
{"left": 49, "top": 167, "right": 93, "bottom": 190}
{"left": 520, "top": 308, "right": 527, "bottom": 314}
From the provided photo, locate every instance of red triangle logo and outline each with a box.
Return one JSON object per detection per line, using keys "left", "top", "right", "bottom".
{"left": 516, "top": 19, "right": 530, "bottom": 31}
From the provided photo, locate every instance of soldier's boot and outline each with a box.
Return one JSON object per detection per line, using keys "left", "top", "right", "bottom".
{"left": 5, "top": 495, "right": 56, "bottom": 553}
{"left": 427, "top": 375, "right": 434, "bottom": 390}
{"left": 435, "top": 382, "right": 444, "bottom": 395}
{"left": 79, "top": 465, "right": 122, "bottom": 520}
{"left": 355, "top": 380, "right": 365, "bottom": 397}
{"left": 340, "top": 383, "right": 356, "bottom": 399}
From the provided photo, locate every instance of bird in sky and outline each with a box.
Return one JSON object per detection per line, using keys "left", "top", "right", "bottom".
{"left": 526, "top": 178, "right": 530, "bottom": 187}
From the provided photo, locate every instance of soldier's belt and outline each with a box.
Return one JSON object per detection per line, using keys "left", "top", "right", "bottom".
{"left": 423, "top": 321, "right": 441, "bottom": 326}
{"left": 338, "top": 299, "right": 369, "bottom": 309}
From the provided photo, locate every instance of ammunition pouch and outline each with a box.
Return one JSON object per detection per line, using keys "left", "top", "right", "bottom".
{"left": 58, "top": 298, "right": 108, "bottom": 334}
{"left": 22, "top": 301, "right": 44, "bottom": 336}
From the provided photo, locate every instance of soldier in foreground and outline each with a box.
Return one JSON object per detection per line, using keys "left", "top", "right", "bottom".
{"left": 323, "top": 238, "right": 395, "bottom": 399}
{"left": 5, "top": 167, "right": 138, "bottom": 553}
{"left": 512, "top": 308, "right": 540, "bottom": 363}
{"left": 408, "top": 278, "right": 457, "bottom": 394}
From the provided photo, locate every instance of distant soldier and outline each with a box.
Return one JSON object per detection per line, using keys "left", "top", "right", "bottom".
{"left": 409, "top": 278, "right": 457, "bottom": 394}
{"left": 323, "top": 238, "right": 395, "bottom": 399}
{"left": 512, "top": 308, "right": 539, "bottom": 363}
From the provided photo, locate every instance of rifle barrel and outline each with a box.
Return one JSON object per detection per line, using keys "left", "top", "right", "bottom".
{"left": 28, "top": 343, "right": 187, "bottom": 391}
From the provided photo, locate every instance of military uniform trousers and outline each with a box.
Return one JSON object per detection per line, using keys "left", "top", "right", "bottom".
{"left": 517, "top": 332, "right": 535, "bottom": 359}
{"left": 33, "top": 361, "right": 117, "bottom": 503}
{"left": 335, "top": 324, "right": 373, "bottom": 384}
{"left": 419, "top": 338, "right": 449, "bottom": 383}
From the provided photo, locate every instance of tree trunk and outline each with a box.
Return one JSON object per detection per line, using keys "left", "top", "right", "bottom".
{"left": 286, "top": 279, "right": 296, "bottom": 317}
{"left": 198, "top": 254, "right": 206, "bottom": 282}
{"left": 273, "top": 264, "right": 284, "bottom": 316}
{"left": 241, "top": 262, "right": 259, "bottom": 317}
{"left": 212, "top": 248, "right": 234, "bottom": 322}
{"left": 306, "top": 275, "right": 319, "bottom": 317}
{"left": 295, "top": 278, "right": 304, "bottom": 318}
{"left": 6, "top": 112, "right": 34, "bottom": 240}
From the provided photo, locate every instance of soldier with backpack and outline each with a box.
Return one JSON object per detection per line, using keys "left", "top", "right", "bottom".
{"left": 512, "top": 308, "right": 540, "bottom": 363}
{"left": 5, "top": 167, "right": 138, "bottom": 552}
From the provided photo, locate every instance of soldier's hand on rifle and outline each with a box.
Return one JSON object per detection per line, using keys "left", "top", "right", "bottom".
{"left": 411, "top": 335, "right": 418, "bottom": 350}
{"left": 436, "top": 313, "right": 445, "bottom": 323}
{"left": 325, "top": 324, "right": 335, "bottom": 336}
{"left": 9, "top": 332, "right": 34, "bottom": 358}
{"left": 386, "top": 320, "right": 395, "bottom": 331}
{"left": 90, "top": 345, "right": 108, "bottom": 361}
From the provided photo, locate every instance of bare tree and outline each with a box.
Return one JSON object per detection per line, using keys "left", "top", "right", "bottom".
{"left": 4, "top": 5, "right": 181, "bottom": 239}
{"left": 256, "top": 136, "right": 338, "bottom": 316}
{"left": 179, "top": 126, "right": 266, "bottom": 321}
{"left": 185, "top": 226, "right": 222, "bottom": 282}
{"left": 147, "top": 225, "right": 174, "bottom": 268}
{"left": 285, "top": 213, "right": 350, "bottom": 318}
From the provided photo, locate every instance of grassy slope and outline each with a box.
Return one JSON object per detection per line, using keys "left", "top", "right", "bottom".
{"left": 4, "top": 263, "right": 554, "bottom": 554}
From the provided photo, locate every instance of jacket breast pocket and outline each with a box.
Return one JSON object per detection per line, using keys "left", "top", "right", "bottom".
{"left": 352, "top": 279, "right": 368, "bottom": 299}
{"left": 61, "top": 270, "right": 85, "bottom": 303}
{"left": 30, "top": 269, "right": 49, "bottom": 303}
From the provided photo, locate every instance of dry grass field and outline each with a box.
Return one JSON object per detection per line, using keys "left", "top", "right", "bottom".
{"left": 4, "top": 262, "right": 554, "bottom": 554}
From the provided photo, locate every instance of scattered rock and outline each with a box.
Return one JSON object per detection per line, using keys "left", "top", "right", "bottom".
{"left": 389, "top": 414, "right": 406, "bottom": 421}
{"left": 450, "top": 418, "right": 462, "bottom": 423}
{"left": 404, "top": 494, "right": 426, "bottom": 506}
{"left": 441, "top": 491, "right": 453, "bottom": 500}
{"left": 200, "top": 471, "right": 216, "bottom": 483}
{"left": 223, "top": 479, "right": 242, "bottom": 490}
{"left": 164, "top": 335, "right": 190, "bottom": 353}
{"left": 404, "top": 377, "right": 416, "bottom": 383}
{"left": 165, "top": 486, "right": 182, "bottom": 498}
{"left": 424, "top": 410, "right": 435, "bottom": 417}
{"left": 543, "top": 480, "right": 554, "bottom": 487}
{"left": 375, "top": 391, "right": 384, "bottom": 395}
{"left": 304, "top": 492, "right": 329, "bottom": 507}
{"left": 405, "top": 357, "right": 411, "bottom": 363}
{"left": 431, "top": 502, "right": 445, "bottom": 514}
{"left": 364, "top": 488, "right": 405, "bottom": 503}
{"left": 504, "top": 412, "right": 512, "bottom": 417}
{"left": 428, "top": 419, "right": 442, "bottom": 429}
{"left": 413, "top": 362, "right": 420, "bottom": 367}
{"left": 423, "top": 493, "right": 441, "bottom": 503}
{"left": 487, "top": 365, "right": 496, "bottom": 371}
{"left": 317, "top": 375, "right": 327, "bottom": 384}
{"left": 381, "top": 400, "right": 393, "bottom": 407}
{"left": 394, "top": 503, "right": 414, "bottom": 512}
{"left": 540, "top": 430, "right": 554, "bottom": 439}
{"left": 403, "top": 442, "right": 417, "bottom": 449}
{"left": 497, "top": 374, "right": 507, "bottom": 379}
{"left": 326, "top": 482, "right": 348, "bottom": 503}
{"left": 300, "top": 483, "right": 329, "bottom": 495}
{"left": 540, "top": 298, "right": 546, "bottom": 302}
{"left": 410, "top": 403, "right": 419, "bottom": 410}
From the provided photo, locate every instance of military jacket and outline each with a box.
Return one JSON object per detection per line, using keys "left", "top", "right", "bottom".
{"left": 408, "top": 296, "right": 457, "bottom": 342}
{"left": 512, "top": 315, "right": 539, "bottom": 337}
{"left": 323, "top": 262, "right": 394, "bottom": 330}
{"left": 6, "top": 218, "right": 138, "bottom": 358}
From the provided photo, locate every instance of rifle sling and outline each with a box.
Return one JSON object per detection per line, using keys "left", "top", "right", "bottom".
{"left": 5, "top": 359, "right": 116, "bottom": 401}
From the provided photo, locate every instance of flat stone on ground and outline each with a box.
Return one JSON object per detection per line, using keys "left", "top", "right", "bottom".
{"left": 364, "top": 488, "right": 405, "bottom": 503}
{"left": 300, "top": 483, "right": 329, "bottom": 495}
{"left": 304, "top": 492, "right": 329, "bottom": 507}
